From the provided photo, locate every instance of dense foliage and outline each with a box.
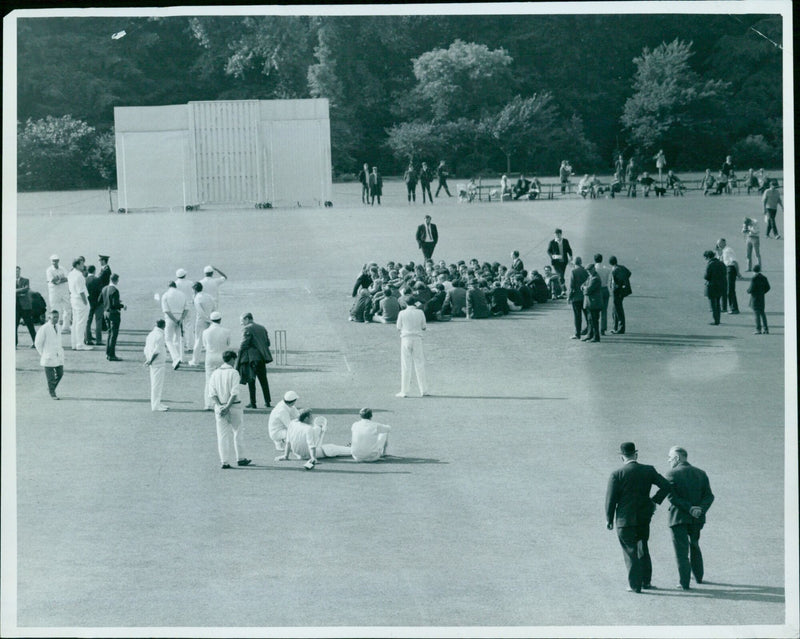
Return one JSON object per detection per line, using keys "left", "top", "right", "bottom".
{"left": 16, "top": 13, "right": 783, "bottom": 189}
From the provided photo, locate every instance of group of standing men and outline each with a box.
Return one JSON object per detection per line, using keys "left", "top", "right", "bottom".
{"left": 358, "top": 161, "right": 452, "bottom": 205}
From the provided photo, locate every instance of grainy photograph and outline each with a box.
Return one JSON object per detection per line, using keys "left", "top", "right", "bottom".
{"left": 2, "top": 3, "right": 797, "bottom": 637}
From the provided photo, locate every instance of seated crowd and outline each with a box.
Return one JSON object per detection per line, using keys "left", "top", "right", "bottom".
{"left": 348, "top": 252, "right": 566, "bottom": 323}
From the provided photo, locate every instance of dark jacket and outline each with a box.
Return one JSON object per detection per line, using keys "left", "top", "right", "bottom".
{"left": 100, "top": 284, "right": 123, "bottom": 314}
{"left": 582, "top": 271, "right": 603, "bottom": 310}
{"left": 653, "top": 461, "right": 714, "bottom": 528}
{"left": 606, "top": 461, "right": 670, "bottom": 528}
{"left": 16, "top": 276, "right": 33, "bottom": 310}
{"left": 568, "top": 265, "right": 589, "bottom": 303}
{"left": 704, "top": 258, "right": 727, "bottom": 297}
{"left": 747, "top": 273, "right": 771, "bottom": 311}
{"left": 416, "top": 222, "right": 439, "bottom": 247}
{"left": 547, "top": 238, "right": 573, "bottom": 265}
{"left": 238, "top": 322, "right": 271, "bottom": 364}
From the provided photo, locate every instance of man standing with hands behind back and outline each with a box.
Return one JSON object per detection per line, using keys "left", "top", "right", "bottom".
{"left": 653, "top": 446, "right": 714, "bottom": 590}
{"left": 237, "top": 312, "right": 272, "bottom": 409}
{"left": 416, "top": 215, "right": 439, "bottom": 260}
{"left": 605, "top": 442, "right": 671, "bottom": 593}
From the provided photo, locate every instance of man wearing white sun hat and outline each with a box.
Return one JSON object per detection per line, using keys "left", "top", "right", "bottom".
{"left": 199, "top": 264, "right": 228, "bottom": 310}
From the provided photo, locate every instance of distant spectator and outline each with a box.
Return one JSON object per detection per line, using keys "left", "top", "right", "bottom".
{"left": 747, "top": 265, "right": 771, "bottom": 335}
{"left": 357, "top": 163, "right": 370, "bottom": 204}
{"left": 513, "top": 174, "right": 531, "bottom": 200}
{"left": 369, "top": 166, "right": 383, "bottom": 205}
{"left": 666, "top": 170, "right": 685, "bottom": 196}
{"left": 701, "top": 169, "right": 716, "bottom": 196}
{"left": 559, "top": 160, "right": 573, "bottom": 194}
{"left": 403, "top": 163, "right": 418, "bottom": 204}
{"left": 762, "top": 181, "right": 782, "bottom": 239}
{"left": 527, "top": 175, "right": 542, "bottom": 200}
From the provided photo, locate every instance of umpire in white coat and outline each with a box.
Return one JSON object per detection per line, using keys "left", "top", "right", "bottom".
{"left": 144, "top": 319, "right": 169, "bottom": 411}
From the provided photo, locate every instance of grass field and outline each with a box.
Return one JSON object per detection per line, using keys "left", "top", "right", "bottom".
{"left": 5, "top": 180, "right": 797, "bottom": 636}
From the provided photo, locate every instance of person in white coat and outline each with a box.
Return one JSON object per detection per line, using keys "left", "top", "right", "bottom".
{"left": 201, "top": 312, "right": 231, "bottom": 410}
{"left": 160, "top": 281, "right": 187, "bottom": 369}
{"left": 67, "top": 257, "right": 92, "bottom": 350}
{"left": 396, "top": 302, "right": 428, "bottom": 398}
{"left": 34, "top": 310, "right": 65, "bottom": 399}
{"left": 144, "top": 319, "right": 169, "bottom": 411}
{"left": 174, "top": 268, "right": 195, "bottom": 352}
{"left": 188, "top": 281, "right": 215, "bottom": 366}
{"left": 350, "top": 408, "right": 391, "bottom": 462}
{"left": 208, "top": 350, "right": 250, "bottom": 469}
{"left": 267, "top": 390, "right": 300, "bottom": 451}
{"left": 46, "top": 255, "right": 71, "bottom": 333}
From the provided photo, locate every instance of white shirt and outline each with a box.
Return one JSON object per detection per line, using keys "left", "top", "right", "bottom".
{"left": 144, "top": 327, "right": 167, "bottom": 366}
{"left": 595, "top": 264, "right": 611, "bottom": 288}
{"left": 207, "top": 363, "right": 240, "bottom": 404}
{"left": 424, "top": 222, "right": 433, "bottom": 242}
{"left": 46, "top": 265, "right": 68, "bottom": 294}
{"left": 35, "top": 322, "right": 64, "bottom": 367}
{"left": 193, "top": 292, "right": 216, "bottom": 322}
{"left": 67, "top": 268, "right": 88, "bottom": 301}
{"left": 268, "top": 400, "right": 300, "bottom": 442}
{"left": 720, "top": 246, "right": 737, "bottom": 267}
{"left": 200, "top": 275, "right": 226, "bottom": 306}
{"left": 286, "top": 420, "right": 322, "bottom": 459}
{"left": 161, "top": 287, "right": 187, "bottom": 316}
{"left": 351, "top": 419, "right": 391, "bottom": 462}
{"left": 397, "top": 307, "right": 426, "bottom": 338}
{"left": 175, "top": 277, "right": 194, "bottom": 302}
{"left": 744, "top": 221, "right": 760, "bottom": 238}
{"left": 202, "top": 323, "right": 231, "bottom": 363}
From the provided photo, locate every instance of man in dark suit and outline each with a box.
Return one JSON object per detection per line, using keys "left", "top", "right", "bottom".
{"left": 608, "top": 256, "right": 632, "bottom": 334}
{"left": 84, "top": 265, "right": 104, "bottom": 345}
{"left": 237, "top": 312, "right": 272, "bottom": 409}
{"left": 101, "top": 273, "right": 125, "bottom": 361}
{"left": 581, "top": 263, "right": 602, "bottom": 342}
{"left": 605, "top": 442, "right": 671, "bottom": 593}
{"left": 546, "top": 228, "right": 573, "bottom": 289}
{"left": 567, "top": 256, "right": 588, "bottom": 339}
{"left": 653, "top": 446, "right": 714, "bottom": 590}
{"left": 703, "top": 250, "right": 727, "bottom": 325}
{"left": 416, "top": 215, "right": 439, "bottom": 260}
{"left": 16, "top": 266, "right": 37, "bottom": 347}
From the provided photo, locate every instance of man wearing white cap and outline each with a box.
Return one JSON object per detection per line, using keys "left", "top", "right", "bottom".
{"left": 188, "top": 281, "right": 215, "bottom": 367}
{"left": 268, "top": 390, "right": 300, "bottom": 450}
{"left": 160, "top": 281, "right": 187, "bottom": 368}
{"left": 199, "top": 264, "right": 228, "bottom": 310}
{"left": 175, "top": 268, "right": 195, "bottom": 352}
{"left": 46, "top": 255, "right": 71, "bottom": 333}
{"left": 67, "top": 257, "right": 93, "bottom": 350}
{"left": 202, "top": 311, "right": 231, "bottom": 410}
{"left": 396, "top": 301, "right": 428, "bottom": 398}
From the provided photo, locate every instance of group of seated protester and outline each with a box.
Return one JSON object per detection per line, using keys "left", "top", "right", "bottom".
{"left": 348, "top": 254, "right": 565, "bottom": 323}
{"left": 701, "top": 168, "right": 735, "bottom": 196}
{"left": 577, "top": 174, "right": 610, "bottom": 199}
{"left": 497, "top": 174, "right": 542, "bottom": 201}
{"left": 743, "top": 168, "right": 773, "bottom": 195}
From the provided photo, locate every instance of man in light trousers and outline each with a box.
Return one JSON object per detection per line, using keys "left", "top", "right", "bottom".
{"left": 46, "top": 254, "right": 71, "bottom": 333}
{"left": 208, "top": 350, "right": 251, "bottom": 469}
{"left": 144, "top": 319, "right": 169, "bottom": 411}
{"left": 160, "top": 281, "right": 187, "bottom": 369}
{"left": 396, "top": 302, "right": 428, "bottom": 398}
{"left": 201, "top": 311, "right": 231, "bottom": 410}
{"left": 67, "top": 257, "right": 93, "bottom": 350}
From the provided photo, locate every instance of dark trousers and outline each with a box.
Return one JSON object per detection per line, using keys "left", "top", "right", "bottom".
{"left": 617, "top": 524, "right": 652, "bottom": 591}
{"left": 726, "top": 267, "right": 739, "bottom": 312}
{"left": 247, "top": 360, "right": 272, "bottom": 406}
{"left": 370, "top": 193, "right": 381, "bottom": 205}
{"left": 586, "top": 308, "right": 601, "bottom": 340}
{"left": 421, "top": 183, "right": 433, "bottom": 203}
{"left": 571, "top": 300, "right": 584, "bottom": 337}
{"left": 421, "top": 242, "right": 436, "bottom": 260}
{"left": 708, "top": 295, "right": 722, "bottom": 325}
{"left": 765, "top": 208, "right": 778, "bottom": 237}
{"left": 361, "top": 184, "right": 369, "bottom": 204}
{"left": 754, "top": 309, "right": 768, "bottom": 332}
{"left": 85, "top": 302, "right": 103, "bottom": 343}
{"left": 406, "top": 183, "right": 416, "bottom": 202}
{"left": 599, "top": 287, "right": 610, "bottom": 332}
{"left": 612, "top": 292, "right": 626, "bottom": 333}
{"left": 44, "top": 365, "right": 64, "bottom": 396}
{"left": 106, "top": 312, "right": 120, "bottom": 358}
{"left": 552, "top": 261, "right": 567, "bottom": 287}
{"left": 16, "top": 301, "right": 36, "bottom": 345}
{"left": 670, "top": 522, "right": 704, "bottom": 588}
{"left": 435, "top": 179, "right": 451, "bottom": 197}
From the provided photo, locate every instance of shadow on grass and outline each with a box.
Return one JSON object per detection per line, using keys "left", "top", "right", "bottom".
{"left": 59, "top": 397, "right": 193, "bottom": 404}
{"left": 241, "top": 465, "right": 412, "bottom": 475}
{"left": 319, "top": 455, "right": 446, "bottom": 465}
{"left": 643, "top": 582, "right": 784, "bottom": 604}
{"left": 16, "top": 367, "right": 126, "bottom": 376}
{"left": 426, "top": 394, "right": 566, "bottom": 401}
{"left": 307, "top": 408, "right": 389, "bottom": 415}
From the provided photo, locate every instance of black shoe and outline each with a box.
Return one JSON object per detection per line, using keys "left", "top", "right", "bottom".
{"left": 580, "top": 329, "right": 588, "bottom": 335}
{"left": 221, "top": 463, "right": 232, "bottom": 469}
{"left": 237, "top": 458, "right": 252, "bottom": 466}
{"left": 695, "top": 578, "right": 703, "bottom": 584}
{"left": 245, "top": 403, "right": 257, "bottom": 409}
{"left": 173, "top": 361, "right": 181, "bottom": 370}
{"left": 728, "top": 309, "right": 739, "bottom": 314}
{"left": 85, "top": 340, "right": 95, "bottom": 345}
{"left": 626, "top": 587, "right": 641, "bottom": 593}
{"left": 50, "top": 394, "right": 59, "bottom": 400}
{"left": 676, "top": 584, "right": 690, "bottom": 590}
{"left": 95, "top": 341, "right": 104, "bottom": 346}
{"left": 709, "top": 322, "right": 719, "bottom": 325}
{"left": 265, "top": 402, "right": 271, "bottom": 408}
{"left": 107, "top": 356, "right": 122, "bottom": 361}
{"left": 642, "top": 584, "right": 656, "bottom": 590}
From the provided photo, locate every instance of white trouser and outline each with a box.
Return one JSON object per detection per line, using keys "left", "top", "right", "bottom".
{"left": 204, "top": 356, "right": 222, "bottom": 409}
{"left": 400, "top": 335, "right": 427, "bottom": 395}
{"left": 50, "top": 290, "right": 71, "bottom": 331}
{"left": 182, "top": 312, "right": 194, "bottom": 350}
{"left": 70, "top": 299, "right": 89, "bottom": 349}
{"left": 215, "top": 404, "right": 243, "bottom": 464}
{"left": 270, "top": 427, "right": 287, "bottom": 451}
{"left": 164, "top": 317, "right": 184, "bottom": 364}
{"left": 353, "top": 433, "right": 389, "bottom": 462}
{"left": 149, "top": 364, "right": 165, "bottom": 410}
{"left": 191, "top": 319, "right": 210, "bottom": 362}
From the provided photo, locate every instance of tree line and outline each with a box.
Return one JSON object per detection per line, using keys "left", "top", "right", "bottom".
{"left": 16, "top": 13, "right": 783, "bottom": 190}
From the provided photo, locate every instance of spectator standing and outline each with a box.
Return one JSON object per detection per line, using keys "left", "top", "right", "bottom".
{"left": 568, "top": 257, "right": 589, "bottom": 339}
{"left": 625, "top": 158, "right": 637, "bottom": 197}
{"left": 369, "top": 166, "right": 383, "bottom": 205}
{"left": 747, "top": 265, "right": 771, "bottom": 335}
{"left": 237, "top": 312, "right": 272, "bottom": 409}
{"left": 608, "top": 256, "right": 632, "bottom": 335}
{"left": 84, "top": 265, "right": 104, "bottom": 345}
{"left": 16, "top": 266, "right": 37, "bottom": 347}
{"left": 546, "top": 228, "right": 573, "bottom": 290}
{"left": 435, "top": 161, "right": 452, "bottom": 197}
{"left": 559, "top": 160, "right": 573, "bottom": 194}
{"left": 416, "top": 215, "right": 439, "bottom": 260}
{"left": 581, "top": 263, "right": 602, "bottom": 342}
{"left": 403, "top": 163, "right": 418, "bottom": 203}
{"left": 144, "top": 319, "right": 169, "bottom": 411}
{"left": 34, "top": 310, "right": 65, "bottom": 400}
{"left": 357, "top": 163, "right": 370, "bottom": 204}
{"left": 716, "top": 238, "right": 741, "bottom": 314}
{"left": 741, "top": 217, "right": 761, "bottom": 271}
{"left": 101, "top": 273, "right": 125, "bottom": 361}
{"left": 594, "top": 254, "right": 612, "bottom": 335}
{"left": 654, "top": 149, "right": 667, "bottom": 186}
{"left": 761, "top": 181, "right": 783, "bottom": 239}
{"left": 419, "top": 162, "right": 434, "bottom": 203}
{"left": 703, "top": 250, "right": 726, "bottom": 326}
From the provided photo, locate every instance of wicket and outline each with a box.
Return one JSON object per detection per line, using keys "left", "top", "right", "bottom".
{"left": 273, "top": 329, "right": 287, "bottom": 365}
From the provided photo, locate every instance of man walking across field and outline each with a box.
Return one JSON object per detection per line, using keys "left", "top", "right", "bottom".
{"left": 208, "top": 350, "right": 251, "bottom": 469}
{"left": 396, "top": 302, "right": 428, "bottom": 398}
{"left": 416, "top": 215, "right": 439, "bottom": 260}
{"left": 34, "top": 310, "right": 65, "bottom": 400}
{"left": 761, "top": 180, "right": 783, "bottom": 239}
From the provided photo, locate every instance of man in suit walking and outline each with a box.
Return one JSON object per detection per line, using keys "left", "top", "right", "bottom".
{"left": 703, "top": 250, "right": 727, "bottom": 325}
{"left": 546, "top": 228, "right": 573, "bottom": 290}
{"left": 653, "top": 446, "right": 714, "bottom": 590}
{"left": 34, "top": 310, "right": 65, "bottom": 399}
{"left": 16, "top": 266, "right": 37, "bottom": 347}
{"left": 568, "top": 256, "right": 588, "bottom": 339}
{"left": 237, "top": 312, "right": 272, "bottom": 409}
{"left": 416, "top": 215, "right": 439, "bottom": 260}
{"left": 605, "top": 442, "right": 671, "bottom": 593}
{"left": 101, "top": 273, "right": 126, "bottom": 361}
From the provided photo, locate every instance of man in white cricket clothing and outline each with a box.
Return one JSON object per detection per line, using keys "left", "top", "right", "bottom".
{"left": 160, "top": 281, "right": 188, "bottom": 369}
{"left": 268, "top": 390, "right": 301, "bottom": 451}
{"left": 207, "top": 350, "right": 251, "bottom": 469}
{"left": 46, "top": 254, "right": 71, "bottom": 333}
{"left": 396, "top": 301, "right": 428, "bottom": 398}
{"left": 199, "top": 264, "right": 228, "bottom": 310}
{"left": 201, "top": 311, "right": 231, "bottom": 410}
{"left": 144, "top": 319, "right": 169, "bottom": 411}
{"left": 351, "top": 408, "right": 391, "bottom": 462}
{"left": 188, "top": 281, "right": 215, "bottom": 367}
{"left": 175, "top": 268, "right": 195, "bottom": 352}
{"left": 276, "top": 409, "right": 351, "bottom": 467}
{"left": 67, "top": 257, "right": 93, "bottom": 350}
